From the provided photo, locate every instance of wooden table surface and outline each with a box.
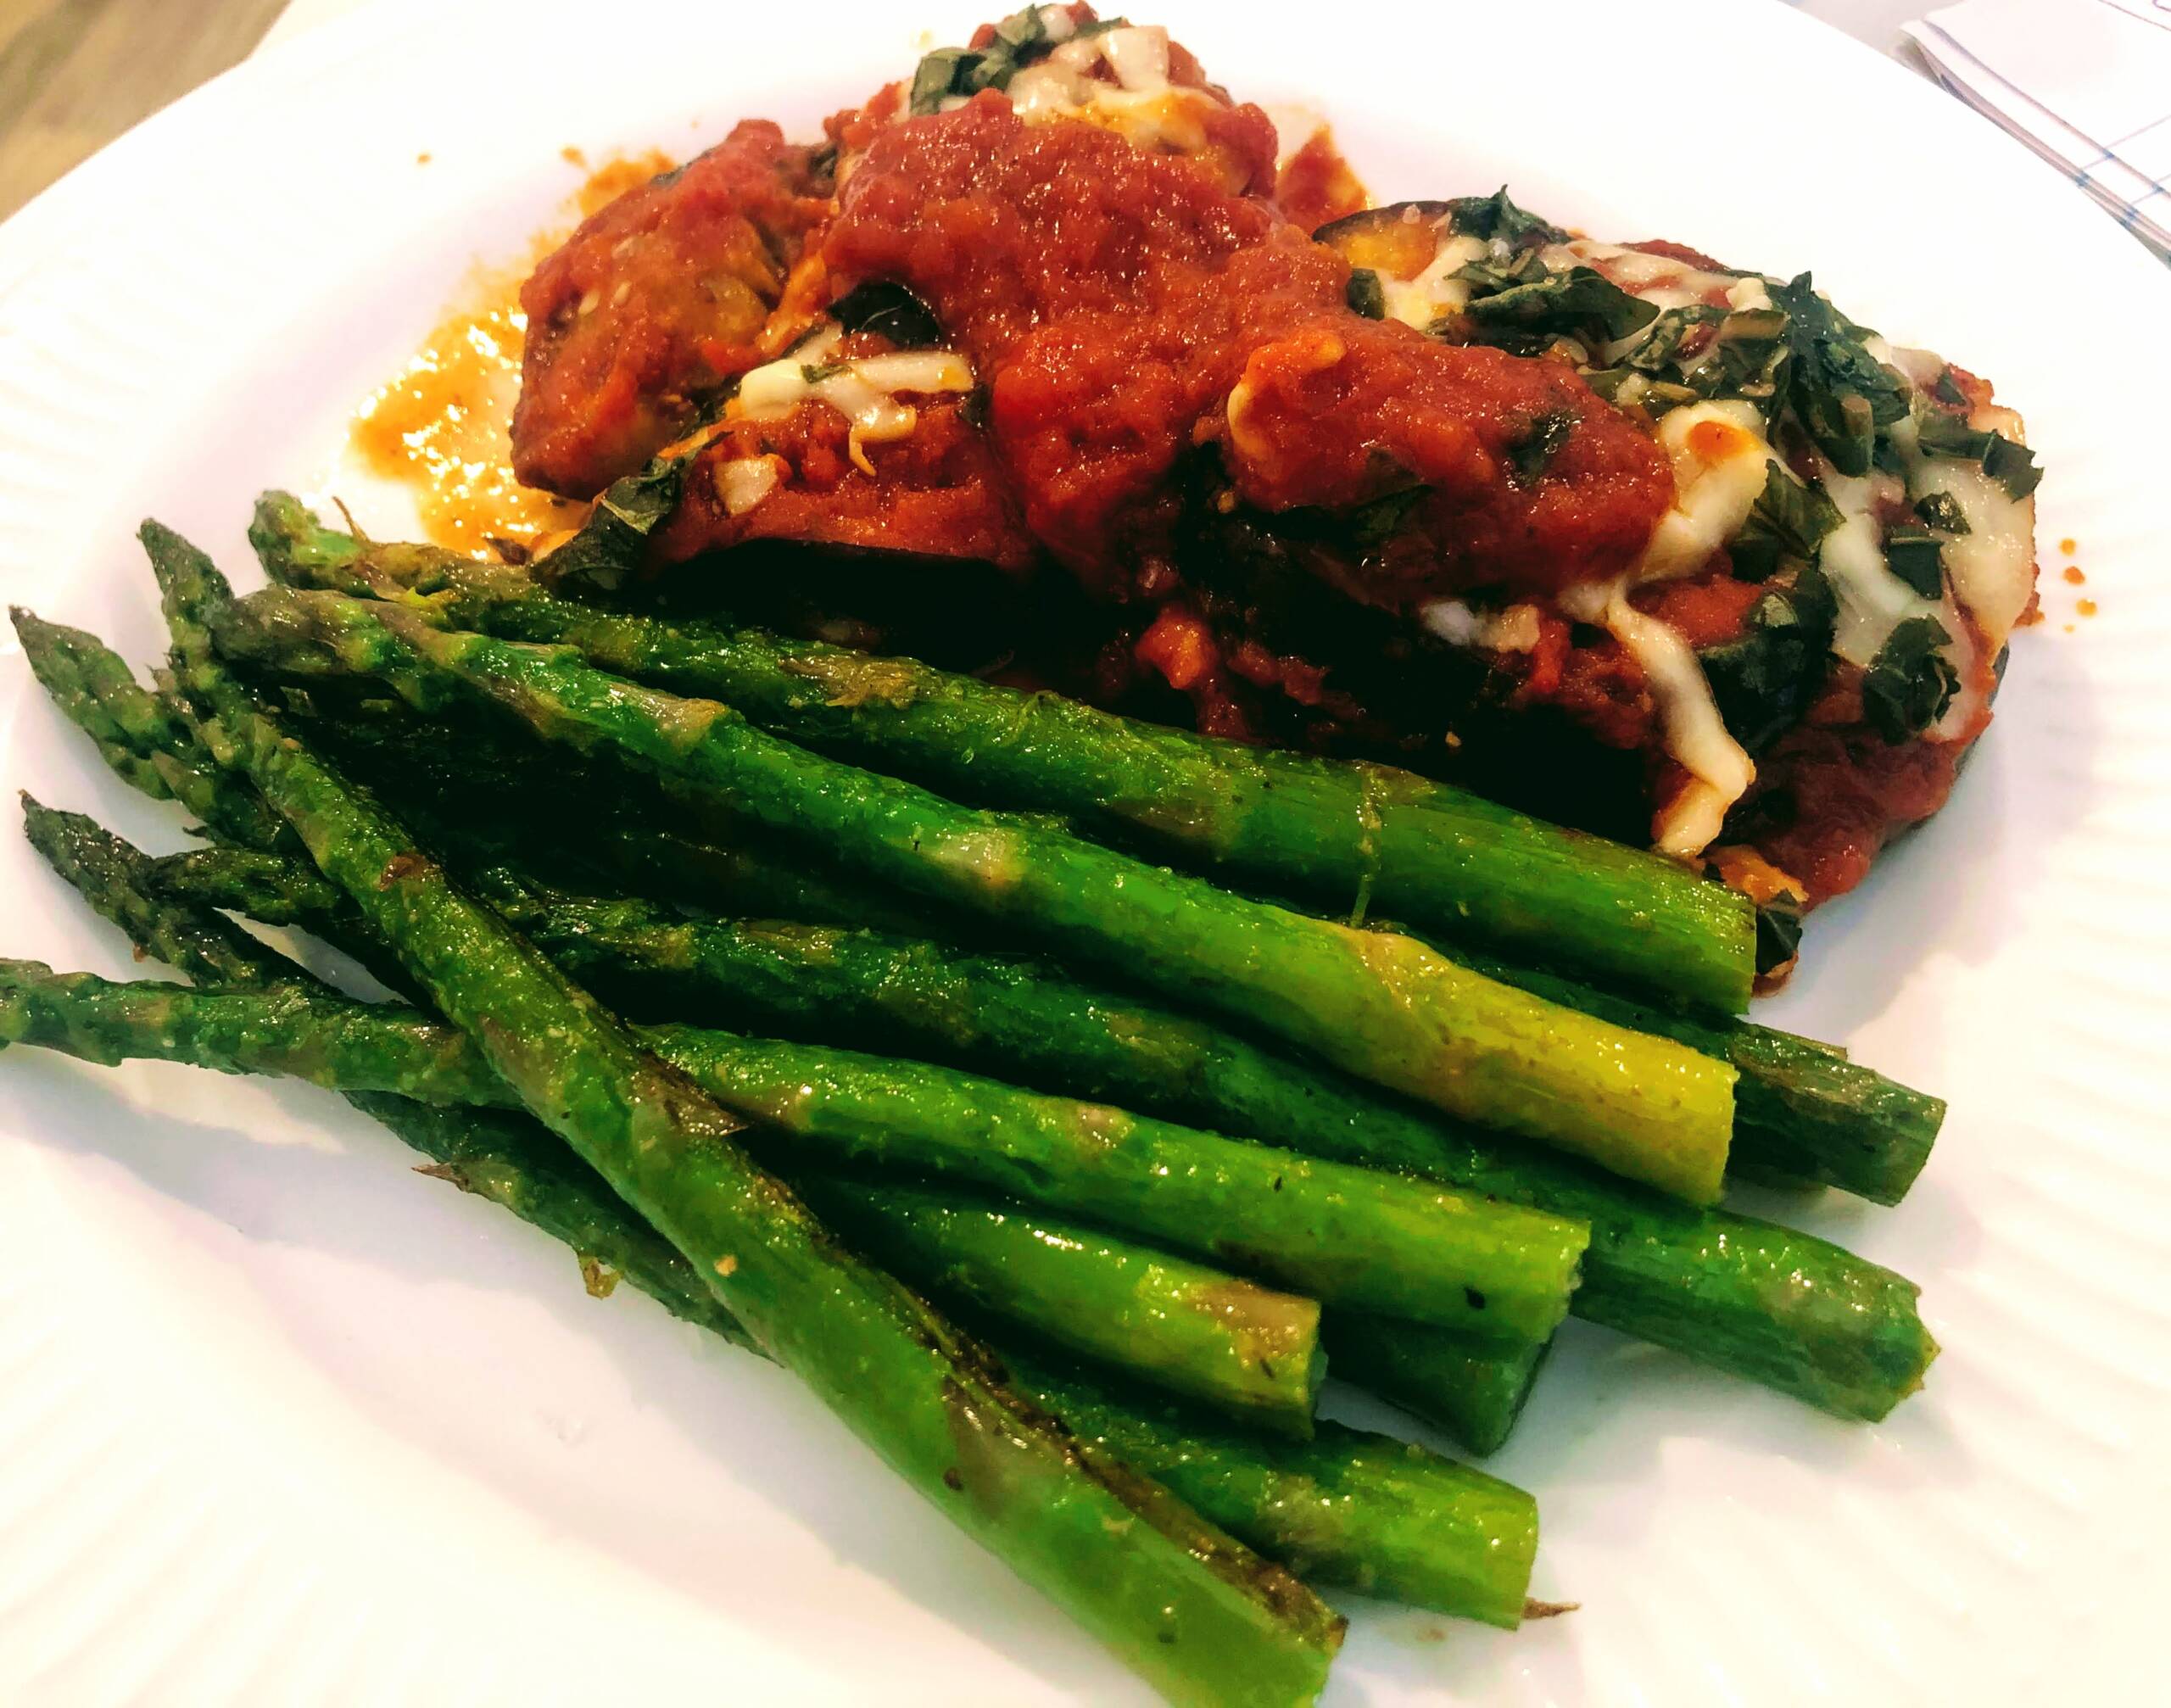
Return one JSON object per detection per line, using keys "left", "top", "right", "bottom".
{"left": 0, "top": 0, "right": 287, "bottom": 219}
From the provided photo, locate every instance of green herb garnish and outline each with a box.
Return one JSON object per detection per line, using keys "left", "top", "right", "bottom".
{"left": 1768, "top": 273, "right": 1911, "bottom": 477}
{"left": 1861, "top": 616, "right": 1960, "bottom": 743}
{"left": 1625, "top": 305, "right": 1725, "bottom": 373}
{"left": 1698, "top": 563, "right": 1838, "bottom": 753}
{"left": 1444, "top": 187, "right": 1564, "bottom": 246}
{"left": 1912, "top": 491, "right": 1971, "bottom": 534}
{"left": 1881, "top": 525, "right": 1945, "bottom": 600}
{"left": 830, "top": 279, "right": 944, "bottom": 348}
{"left": 1464, "top": 266, "right": 1659, "bottom": 345}
{"left": 1508, "top": 411, "right": 1577, "bottom": 487}
{"left": 907, "top": 7, "right": 1126, "bottom": 113}
{"left": 1346, "top": 268, "right": 1387, "bottom": 320}
{"left": 1914, "top": 410, "right": 2042, "bottom": 500}
{"left": 1348, "top": 486, "right": 1428, "bottom": 550}
{"left": 1729, "top": 460, "right": 1843, "bottom": 583}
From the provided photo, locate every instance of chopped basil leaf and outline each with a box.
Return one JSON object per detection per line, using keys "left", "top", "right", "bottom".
{"left": 1933, "top": 368, "right": 1968, "bottom": 407}
{"left": 909, "top": 47, "right": 978, "bottom": 113}
{"left": 1882, "top": 524, "right": 1945, "bottom": 599}
{"left": 1348, "top": 486, "right": 1428, "bottom": 550}
{"left": 1861, "top": 616, "right": 1959, "bottom": 744}
{"left": 1768, "top": 273, "right": 1911, "bottom": 477}
{"left": 990, "top": 3, "right": 1050, "bottom": 52}
{"left": 1698, "top": 562, "right": 1838, "bottom": 754}
{"left": 1464, "top": 265, "right": 1658, "bottom": 344}
{"left": 1508, "top": 411, "right": 1577, "bottom": 487}
{"left": 907, "top": 6, "right": 1114, "bottom": 113}
{"left": 1754, "top": 896, "right": 1805, "bottom": 976}
{"left": 1451, "top": 248, "right": 1550, "bottom": 299}
{"left": 1346, "top": 268, "right": 1387, "bottom": 320}
{"left": 1729, "top": 460, "right": 1843, "bottom": 583}
{"left": 1912, "top": 491, "right": 1971, "bottom": 533}
{"left": 1624, "top": 304, "right": 1723, "bottom": 372}
{"left": 1705, "top": 306, "right": 1789, "bottom": 402}
{"left": 1445, "top": 187, "right": 1563, "bottom": 247}
{"left": 800, "top": 360, "right": 848, "bottom": 384}
{"left": 539, "top": 449, "right": 688, "bottom": 593}
{"left": 1914, "top": 410, "right": 2042, "bottom": 500}
{"left": 830, "top": 279, "right": 944, "bottom": 348}
{"left": 1982, "top": 433, "right": 2042, "bottom": 500}
{"left": 1582, "top": 366, "right": 1634, "bottom": 404}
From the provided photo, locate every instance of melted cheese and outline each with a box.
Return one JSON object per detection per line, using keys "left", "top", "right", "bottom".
{"left": 1814, "top": 458, "right": 1929, "bottom": 671}
{"left": 1546, "top": 238, "right": 1733, "bottom": 312}
{"left": 1899, "top": 402, "right": 2038, "bottom": 654}
{"left": 998, "top": 24, "right": 1225, "bottom": 154}
{"left": 1634, "top": 400, "right": 1781, "bottom": 584}
{"left": 731, "top": 326, "right": 974, "bottom": 472}
{"left": 1562, "top": 576, "right": 1755, "bottom": 858}
{"left": 717, "top": 455, "right": 782, "bottom": 516}
{"left": 1378, "top": 232, "right": 1488, "bottom": 329}
{"left": 1419, "top": 599, "right": 1543, "bottom": 652}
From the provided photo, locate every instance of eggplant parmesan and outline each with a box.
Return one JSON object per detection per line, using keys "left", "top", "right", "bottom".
{"left": 508, "top": 3, "right": 2040, "bottom": 974}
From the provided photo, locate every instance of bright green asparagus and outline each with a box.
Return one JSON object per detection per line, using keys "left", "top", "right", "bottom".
{"left": 14, "top": 799, "right": 1538, "bottom": 1628}
{"left": 0, "top": 953, "right": 1331, "bottom": 1431}
{"left": 795, "top": 1180, "right": 1326, "bottom": 1433}
{"left": 1325, "top": 1319, "right": 1553, "bottom": 1457}
{"left": 253, "top": 492, "right": 1756, "bottom": 1012}
{"left": 131, "top": 844, "right": 1935, "bottom": 1419}
{"left": 11, "top": 606, "right": 294, "bottom": 851}
{"left": 0, "top": 937, "right": 1585, "bottom": 1340}
{"left": 73, "top": 652, "right": 1935, "bottom": 1214}
{"left": 153, "top": 521, "right": 1348, "bottom": 1708}
{"left": 210, "top": 582, "right": 1738, "bottom": 1203}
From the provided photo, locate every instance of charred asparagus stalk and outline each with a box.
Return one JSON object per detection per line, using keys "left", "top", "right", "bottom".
{"left": 152, "top": 520, "right": 1349, "bottom": 1708}
{"left": 14, "top": 799, "right": 1538, "bottom": 1628}
{"left": 209, "top": 582, "right": 1738, "bottom": 1204}
{"left": 10, "top": 606, "right": 294, "bottom": 851}
{"left": 132, "top": 846, "right": 1935, "bottom": 1421}
{"left": 0, "top": 950, "right": 1588, "bottom": 1341}
{"left": 251, "top": 493, "right": 1756, "bottom": 1011}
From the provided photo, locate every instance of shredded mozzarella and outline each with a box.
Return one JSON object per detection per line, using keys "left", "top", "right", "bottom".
{"left": 1561, "top": 576, "right": 1755, "bottom": 859}
{"left": 1377, "top": 231, "right": 1487, "bottom": 329}
{"left": 1897, "top": 402, "right": 2038, "bottom": 656}
{"left": 730, "top": 327, "right": 975, "bottom": 472}
{"left": 1634, "top": 400, "right": 1781, "bottom": 585}
{"left": 1546, "top": 238, "right": 1725, "bottom": 312}
{"left": 716, "top": 455, "right": 782, "bottom": 516}
{"left": 1419, "top": 599, "right": 1543, "bottom": 652}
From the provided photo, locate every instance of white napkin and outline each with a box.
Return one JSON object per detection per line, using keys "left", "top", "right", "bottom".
{"left": 1903, "top": 0, "right": 2171, "bottom": 261}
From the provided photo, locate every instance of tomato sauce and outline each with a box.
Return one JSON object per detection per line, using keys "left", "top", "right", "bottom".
{"left": 822, "top": 98, "right": 1669, "bottom": 602}
{"left": 513, "top": 122, "right": 832, "bottom": 498}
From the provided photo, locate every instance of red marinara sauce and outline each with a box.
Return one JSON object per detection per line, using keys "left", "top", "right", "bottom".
{"left": 821, "top": 97, "right": 1671, "bottom": 606}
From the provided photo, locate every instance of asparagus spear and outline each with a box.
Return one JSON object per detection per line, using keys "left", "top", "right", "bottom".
{"left": 131, "top": 846, "right": 1934, "bottom": 1419}
{"left": 153, "top": 522, "right": 1348, "bottom": 1708}
{"left": 101, "top": 677, "right": 1937, "bottom": 1216}
{"left": 15, "top": 598, "right": 1929, "bottom": 1413}
{"left": 10, "top": 607, "right": 294, "bottom": 851}
{"left": 1428, "top": 940, "right": 1940, "bottom": 1206}
{"left": 0, "top": 945, "right": 1584, "bottom": 1341}
{"left": 141, "top": 695, "right": 1940, "bottom": 1212}
{"left": 1025, "top": 1367, "right": 1538, "bottom": 1631}
{"left": 0, "top": 951, "right": 1330, "bottom": 1431}
{"left": 17, "top": 804, "right": 1538, "bottom": 1628}
{"left": 1325, "top": 1320, "right": 1551, "bottom": 1458}
{"left": 253, "top": 493, "right": 1755, "bottom": 1011}
{"left": 797, "top": 1180, "right": 1325, "bottom": 1434}
{"left": 210, "top": 583, "right": 1738, "bottom": 1204}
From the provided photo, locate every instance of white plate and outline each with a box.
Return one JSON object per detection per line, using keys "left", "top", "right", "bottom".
{"left": 3, "top": 2, "right": 2168, "bottom": 1701}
